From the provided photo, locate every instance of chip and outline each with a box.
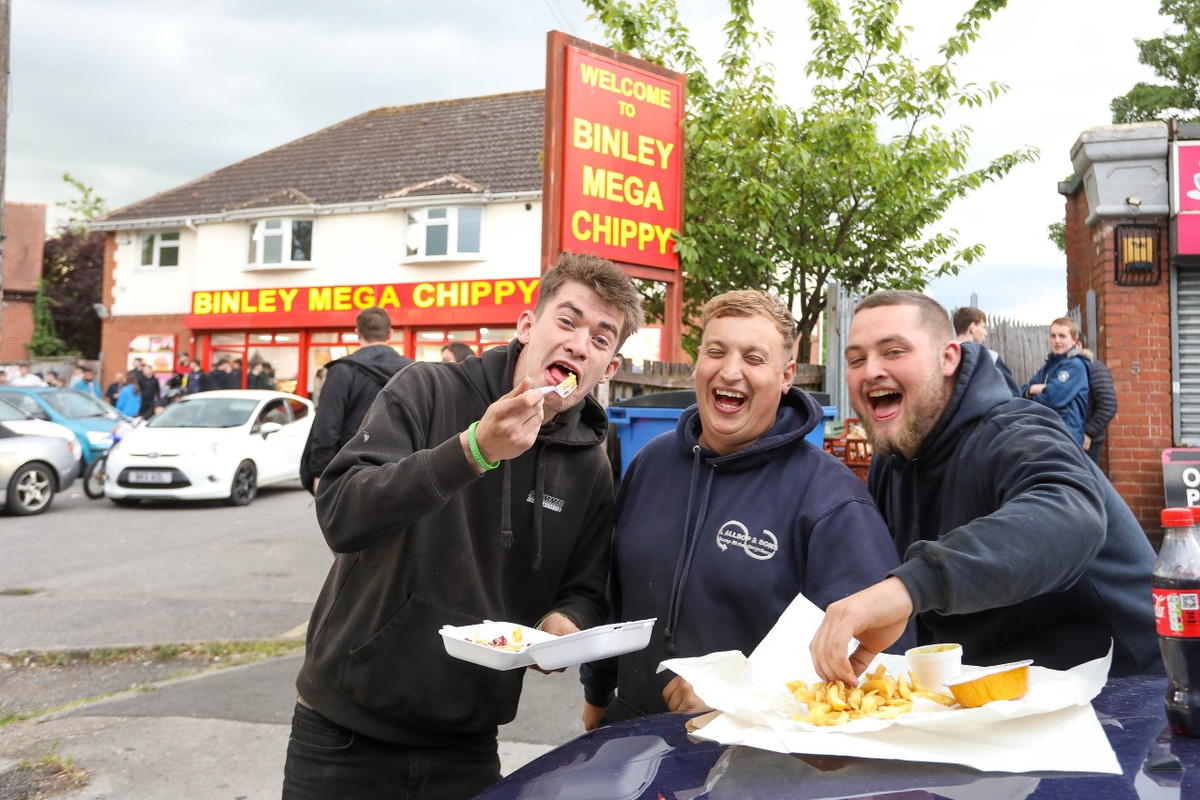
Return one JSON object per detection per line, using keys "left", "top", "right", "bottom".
{"left": 787, "top": 663, "right": 956, "bottom": 725}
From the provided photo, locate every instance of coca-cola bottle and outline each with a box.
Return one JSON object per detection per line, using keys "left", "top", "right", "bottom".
{"left": 1153, "top": 507, "right": 1200, "bottom": 736}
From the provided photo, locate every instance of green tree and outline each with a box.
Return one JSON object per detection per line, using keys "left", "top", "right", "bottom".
{"left": 27, "top": 279, "right": 69, "bottom": 357}
{"left": 39, "top": 173, "right": 109, "bottom": 358}
{"left": 584, "top": 0, "right": 1036, "bottom": 358}
{"left": 1111, "top": 0, "right": 1199, "bottom": 124}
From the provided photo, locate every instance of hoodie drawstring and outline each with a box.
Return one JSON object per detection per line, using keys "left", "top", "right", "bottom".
{"left": 497, "top": 444, "right": 546, "bottom": 570}
{"left": 663, "top": 445, "right": 714, "bottom": 654}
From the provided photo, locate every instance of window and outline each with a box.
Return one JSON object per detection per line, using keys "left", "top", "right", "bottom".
{"left": 405, "top": 207, "right": 483, "bottom": 260}
{"left": 247, "top": 218, "right": 313, "bottom": 268}
{"left": 139, "top": 231, "right": 180, "bottom": 268}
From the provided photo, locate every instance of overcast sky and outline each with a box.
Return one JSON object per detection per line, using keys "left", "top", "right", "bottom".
{"left": 3, "top": 0, "right": 1168, "bottom": 324}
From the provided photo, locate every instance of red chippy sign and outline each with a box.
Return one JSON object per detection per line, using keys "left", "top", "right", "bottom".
{"left": 554, "top": 42, "right": 685, "bottom": 271}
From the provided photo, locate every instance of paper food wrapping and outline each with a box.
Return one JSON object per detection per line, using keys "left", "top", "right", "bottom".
{"left": 662, "top": 594, "right": 1120, "bottom": 774}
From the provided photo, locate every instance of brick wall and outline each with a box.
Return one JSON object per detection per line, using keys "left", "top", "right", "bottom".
{"left": 1064, "top": 190, "right": 1171, "bottom": 540}
{"left": 1, "top": 202, "right": 47, "bottom": 362}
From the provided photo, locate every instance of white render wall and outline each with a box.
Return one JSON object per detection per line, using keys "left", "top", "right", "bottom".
{"left": 110, "top": 200, "right": 544, "bottom": 317}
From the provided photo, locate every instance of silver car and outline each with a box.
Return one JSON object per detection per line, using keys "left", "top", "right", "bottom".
{"left": 0, "top": 424, "right": 82, "bottom": 515}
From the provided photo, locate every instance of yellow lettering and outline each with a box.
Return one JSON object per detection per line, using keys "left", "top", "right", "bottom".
{"left": 413, "top": 283, "right": 434, "bottom": 308}
{"left": 494, "top": 281, "right": 515, "bottom": 304}
{"left": 257, "top": 290, "right": 276, "bottom": 314}
{"left": 470, "top": 282, "right": 492, "bottom": 306}
{"left": 240, "top": 290, "right": 258, "bottom": 313}
{"left": 516, "top": 279, "right": 539, "bottom": 305}
{"left": 577, "top": 62, "right": 672, "bottom": 109}
{"left": 193, "top": 293, "right": 212, "bottom": 314}
{"left": 352, "top": 286, "right": 376, "bottom": 308}
{"left": 378, "top": 285, "right": 401, "bottom": 309}
{"left": 572, "top": 117, "right": 593, "bottom": 151}
{"left": 219, "top": 292, "right": 239, "bottom": 314}
{"left": 656, "top": 140, "right": 675, "bottom": 169}
{"left": 309, "top": 287, "right": 333, "bottom": 311}
{"left": 435, "top": 283, "right": 458, "bottom": 307}
{"left": 568, "top": 210, "right": 675, "bottom": 255}
{"left": 278, "top": 288, "right": 298, "bottom": 312}
{"left": 333, "top": 286, "right": 352, "bottom": 311}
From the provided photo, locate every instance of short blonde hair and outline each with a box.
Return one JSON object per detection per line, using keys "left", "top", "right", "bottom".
{"left": 701, "top": 290, "right": 797, "bottom": 351}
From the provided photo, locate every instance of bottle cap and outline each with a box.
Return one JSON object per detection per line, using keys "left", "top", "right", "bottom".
{"left": 1162, "top": 508, "right": 1195, "bottom": 527}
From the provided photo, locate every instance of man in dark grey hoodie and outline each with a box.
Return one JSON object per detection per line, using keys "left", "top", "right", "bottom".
{"left": 284, "top": 254, "right": 644, "bottom": 799}
{"left": 810, "top": 290, "right": 1160, "bottom": 687}
{"left": 300, "top": 306, "right": 412, "bottom": 494}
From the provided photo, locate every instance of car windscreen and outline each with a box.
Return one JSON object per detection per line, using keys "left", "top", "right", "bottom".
{"left": 0, "top": 398, "right": 30, "bottom": 421}
{"left": 147, "top": 398, "right": 260, "bottom": 428}
{"left": 43, "top": 390, "right": 119, "bottom": 420}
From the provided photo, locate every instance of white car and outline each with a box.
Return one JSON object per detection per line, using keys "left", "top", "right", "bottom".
{"left": 0, "top": 397, "right": 84, "bottom": 461}
{"left": 103, "top": 390, "right": 314, "bottom": 506}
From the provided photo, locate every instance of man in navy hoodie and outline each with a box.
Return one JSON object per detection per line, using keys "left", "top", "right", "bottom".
{"left": 581, "top": 290, "right": 908, "bottom": 729}
{"left": 810, "top": 290, "right": 1161, "bottom": 687}
{"left": 1021, "top": 316, "right": 1090, "bottom": 446}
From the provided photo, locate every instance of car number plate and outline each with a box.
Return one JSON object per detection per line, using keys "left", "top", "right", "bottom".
{"left": 129, "top": 470, "right": 172, "bottom": 484}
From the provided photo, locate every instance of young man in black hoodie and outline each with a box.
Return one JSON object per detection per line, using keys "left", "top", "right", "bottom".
{"left": 283, "top": 254, "right": 644, "bottom": 799}
{"left": 810, "top": 290, "right": 1161, "bottom": 687}
{"left": 299, "top": 306, "right": 413, "bottom": 494}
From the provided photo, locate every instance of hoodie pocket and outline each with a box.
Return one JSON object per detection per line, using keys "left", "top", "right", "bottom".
{"left": 342, "top": 594, "right": 522, "bottom": 730}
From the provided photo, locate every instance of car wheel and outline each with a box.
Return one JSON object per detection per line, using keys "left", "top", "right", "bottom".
{"left": 6, "top": 462, "right": 55, "bottom": 516}
{"left": 226, "top": 460, "right": 257, "bottom": 506}
{"left": 83, "top": 456, "right": 107, "bottom": 499}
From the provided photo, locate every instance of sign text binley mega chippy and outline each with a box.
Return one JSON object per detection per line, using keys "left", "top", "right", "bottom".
{"left": 185, "top": 278, "right": 540, "bottom": 329}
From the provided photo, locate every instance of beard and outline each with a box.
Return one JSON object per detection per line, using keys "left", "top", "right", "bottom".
{"left": 857, "top": 371, "right": 951, "bottom": 459}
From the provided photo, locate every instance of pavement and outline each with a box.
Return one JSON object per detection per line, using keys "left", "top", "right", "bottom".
{"left": 0, "top": 652, "right": 580, "bottom": 799}
{"left": 0, "top": 488, "right": 583, "bottom": 799}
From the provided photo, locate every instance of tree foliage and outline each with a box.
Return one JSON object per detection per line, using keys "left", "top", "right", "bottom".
{"left": 27, "top": 280, "right": 69, "bottom": 357}
{"left": 38, "top": 173, "right": 109, "bottom": 359}
{"left": 583, "top": 0, "right": 1036, "bottom": 357}
{"left": 1111, "top": 0, "right": 1199, "bottom": 124}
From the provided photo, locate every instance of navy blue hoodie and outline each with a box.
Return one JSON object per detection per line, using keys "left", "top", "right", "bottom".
{"left": 581, "top": 387, "right": 909, "bottom": 716}
{"left": 879, "top": 342, "right": 1161, "bottom": 675}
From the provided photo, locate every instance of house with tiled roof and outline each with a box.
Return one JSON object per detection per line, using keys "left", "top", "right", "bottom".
{"left": 90, "top": 90, "right": 549, "bottom": 396}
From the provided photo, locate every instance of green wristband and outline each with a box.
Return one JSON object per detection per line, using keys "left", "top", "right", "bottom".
{"left": 468, "top": 421, "right": 499, "bottom": 471}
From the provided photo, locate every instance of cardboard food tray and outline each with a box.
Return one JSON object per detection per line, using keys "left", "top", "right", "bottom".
{"left": 440, "top": 618, "right": 655, "bottom": 671}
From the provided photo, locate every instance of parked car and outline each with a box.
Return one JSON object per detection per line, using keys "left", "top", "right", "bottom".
{"left": 103, "top": 390, "right": 314, "bottom": 506}
{"left": 0, "top": 425, "right": 81, "bottom": 515}
{"left": 0, "top": 396, "right": 82, "bottom": 453}
{"left": 0, "top": 387, "right": 129, "bottom": 467}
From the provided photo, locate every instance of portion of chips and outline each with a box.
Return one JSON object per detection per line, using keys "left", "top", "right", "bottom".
{"left": 786, "top": 663, "right": 956, "bottom": 726}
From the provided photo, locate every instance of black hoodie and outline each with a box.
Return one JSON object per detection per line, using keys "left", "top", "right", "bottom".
{"left": 295, "top": 341, "right": 613, "bottom": 744}
{"left": 874, "top": 342, "right": 1161, "bottom": 675}
{"left": 300, "top": 343, "right": 413, "bottom": 492}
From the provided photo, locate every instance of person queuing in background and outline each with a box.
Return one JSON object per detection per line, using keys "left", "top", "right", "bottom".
{"left": 1021, "top": 317, "right": 1090, "bottom": 446}
{"left": 11, "top": 365, "right": 45, "bottom": 386}
{"left": 299, "top": 307, "right": 414, "bottom": 495}
{"left": 105, "top": 372, "right": 125, "bottom": 406}
{"left": 72, "top": 365, "right": 103, "bottom": 399}
{"left": 1077, "top": 335, "right": 1118, "bottom": 470}
{"left": 283, "top": 254, "right": 645, "bottom": 799}
{"left": 211, "top": 357, "right": 236, "bottom": 389}
{"left": 229, "top": 358, "right": 244, "bottom": 389}
{"left": 246, "top": 361, "right": 270, "bottom": 389}
{"left": 951, "top": 306, "right": 1019, "bottom": 396}
{"left": 115, "top": 371, "right": 142, "bottom": 418}
{"left": 183, "top": 357, "right": 208, "bottom": 394}
{"left": 44, "top": 370, "right": 64, "bottom": 387}
{"left": 580, "top": 290, "right": 910, "bottom": 729}
{"left": 441, "top": 342, "right": 475, "bottom": 363}
{"left": 136, "top": 363, "right": 161, "bottom": 418}
{"left": 809, "top": 291, "right": 1161, "bottom": 686}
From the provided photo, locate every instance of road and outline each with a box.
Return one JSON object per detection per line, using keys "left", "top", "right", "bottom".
{"left": 0, "top": 482, "right": 585, "bottom": 797}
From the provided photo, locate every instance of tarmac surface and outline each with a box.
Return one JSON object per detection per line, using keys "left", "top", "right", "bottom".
{"left": 0, "top": 485, "right": 583, "bottom": 799}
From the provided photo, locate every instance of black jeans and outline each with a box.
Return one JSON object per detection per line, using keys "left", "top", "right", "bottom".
{"left": 282, "top": 703, "right": 501, "bottom": 800}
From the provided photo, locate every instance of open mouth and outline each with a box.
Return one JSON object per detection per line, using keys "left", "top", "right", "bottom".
{"left": 867, "top": 387, "right": 902, "bottom": 421}
{"left": 712, "top": 388, "right": 746, "bottom": 412}
{"left": 547, "top": 362, "right": 578, "bottom": 386}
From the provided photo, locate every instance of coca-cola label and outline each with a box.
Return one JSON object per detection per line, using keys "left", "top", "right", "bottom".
{"left": 1154, "top": 587, "right": 1200, "bottom": 636}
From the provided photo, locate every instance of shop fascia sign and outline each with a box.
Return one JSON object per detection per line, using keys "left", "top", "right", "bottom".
{"left": 184, "top": 278, "right": 539, "bottom": 329}
{"left": 546, "top": 33, "right": 686, "bottom": 271}
{"left": 1173, "top": 141, "right": 1200, "bottom": 256}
